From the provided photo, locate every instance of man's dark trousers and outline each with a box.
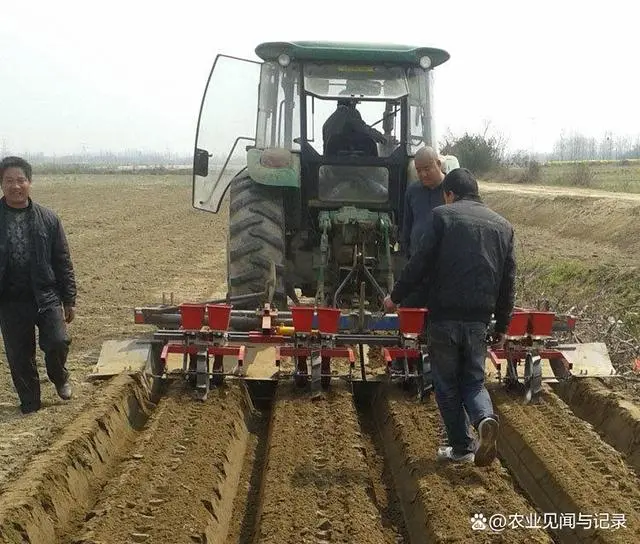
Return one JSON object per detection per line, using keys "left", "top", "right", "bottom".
{"left": 0, "top": 300, "right": 70, "bottom": 412}
{"left": 428, "top": 319, "right": 497, "bottom": 456}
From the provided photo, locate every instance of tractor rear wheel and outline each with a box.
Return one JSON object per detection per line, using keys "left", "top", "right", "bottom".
{"left": 228, "top": 173, "right": 287, "bottom": 310}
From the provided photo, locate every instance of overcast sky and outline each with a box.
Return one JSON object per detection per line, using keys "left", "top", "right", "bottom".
{"left": 1, "top": 0, "right": 637, "bottom": 156}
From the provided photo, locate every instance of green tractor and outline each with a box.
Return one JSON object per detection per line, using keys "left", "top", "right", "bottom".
{"left": 192, "top": 41, "right": 457, "bottom": 312}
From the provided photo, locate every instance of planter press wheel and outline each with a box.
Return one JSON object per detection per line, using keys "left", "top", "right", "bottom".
{"left": 211, "top": 354, "right": 225, "bottom": 387}
{"left": 294, "top": 355, "right": 308, "bottom": 388}
{"left": 187, "top": 353, "right": 198, "bottom": 386}
{"left": 321, "top": 356, "right": 331, "bottom": 390}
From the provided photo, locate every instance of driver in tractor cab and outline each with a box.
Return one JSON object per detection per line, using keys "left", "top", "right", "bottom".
{"left": 322, "top": 98, "right": 387, "bottom": 156}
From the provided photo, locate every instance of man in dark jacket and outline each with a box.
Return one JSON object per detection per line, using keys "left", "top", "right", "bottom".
{"left": 402, "top": 146, "right": 446, "bottom": 260}
{"left": 398, "top": 146, "right": 446, "bottom": 308}
{"left": 384, "top": 168, "right": 516, "bottom": 467}
{"left": 322, "top": 99, "right": 386, "bottom": 156}
{"left": 0, "top": 156, "right": 77, "bottom": 414}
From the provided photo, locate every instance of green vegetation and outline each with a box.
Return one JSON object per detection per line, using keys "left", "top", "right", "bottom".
{"left": 488, "top": 160, "right": 640, "bottom": 193}
{"left": 440, "top": 131, "right": 505, "bottom": 177}
{"left": 516, "top": 254, "right": 639, "bottom": 370}
{"left": 439, "top": 128, "right": 640, "bottom": 193}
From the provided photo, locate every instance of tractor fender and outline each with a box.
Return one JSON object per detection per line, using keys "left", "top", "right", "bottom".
{"left": 407, "top": 153, "right": 460, "bottom": 182}
{"left": 246, "top": 148, "right": 301, "bottom": 188}
{"left": 440, "top": 154, "right": 460, "bottom": 174}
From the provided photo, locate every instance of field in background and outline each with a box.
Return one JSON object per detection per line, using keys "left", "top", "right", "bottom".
{"left": 481, "top": 186, "right": 640, "bottom": 371}
{"left": 488, "top": 159, "right": 640, "bottom": 193}
{"left": 31, "top": 157, "right": 640, "bottom": 195}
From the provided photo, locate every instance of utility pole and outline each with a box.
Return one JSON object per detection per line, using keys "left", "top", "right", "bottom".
{"left": 529, "top": 116, "right": 536, "bottom": 161}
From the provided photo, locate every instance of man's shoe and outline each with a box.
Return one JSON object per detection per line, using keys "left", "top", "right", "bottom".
{"left": 20, "top": 402, "right": 41, "bottom": 414}
{"left": 475, "top": 417, "right": 499, "bottom": 467}
{"left": 390, "top": 358, "right": 404, "bottom": 374}
{"left": 56, "top": 382, "right": 73, "bottom": 400}
{"left": 436, "top": 446, "right": 475, "bottom": 464}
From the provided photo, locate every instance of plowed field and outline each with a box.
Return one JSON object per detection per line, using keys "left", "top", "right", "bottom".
{"left": 1, "top": 174, "right": 639, "bottom": 543}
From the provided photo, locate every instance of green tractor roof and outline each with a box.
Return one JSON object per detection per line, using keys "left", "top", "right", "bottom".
{"left": 255, "top": 41, "right": 450, "bottom": 68}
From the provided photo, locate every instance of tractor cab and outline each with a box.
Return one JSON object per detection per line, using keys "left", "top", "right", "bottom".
{"left": 192, "top": 42, "right": 453, "bottom": 310}
{"left": 193, "top": 41, "right": 449, "bottom": 213}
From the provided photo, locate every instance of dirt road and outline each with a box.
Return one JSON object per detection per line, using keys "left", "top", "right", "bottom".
{"left": 479, "top": 180, "right": 640, "bottom": 202}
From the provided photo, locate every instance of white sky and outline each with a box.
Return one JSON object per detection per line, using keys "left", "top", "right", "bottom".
{"left": 1, "top": 0, "right": 638, "bottom": 156}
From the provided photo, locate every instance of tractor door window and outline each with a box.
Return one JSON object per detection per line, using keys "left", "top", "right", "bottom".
{"left": 256, "top": 62, "right": 301, "bottom": 150}
{"left": 193, "top": 54, "right": 261, "bottom": 213}
{"left": 407, "top": 67, "right": 435, "bottom": 155}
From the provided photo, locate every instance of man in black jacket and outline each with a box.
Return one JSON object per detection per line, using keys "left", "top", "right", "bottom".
{"left": 322, "top": 99, "right": 386, "bottom": 156}
{"left": 384, "top": 168, "right": 516, "bottom": 467}
{"left": 0, "top": 156, "right": 77, "bottom": 414}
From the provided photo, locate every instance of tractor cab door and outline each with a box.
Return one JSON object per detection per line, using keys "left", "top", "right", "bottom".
{"left": 192, "top": 54, "right": 262, "bottom": 213}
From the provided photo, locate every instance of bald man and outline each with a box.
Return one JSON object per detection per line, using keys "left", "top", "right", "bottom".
{"left": 397, "top": 147, "right": 446, "bottom": 310}
{"left": 402, "top": 147, "right": 446, "bottom": 260}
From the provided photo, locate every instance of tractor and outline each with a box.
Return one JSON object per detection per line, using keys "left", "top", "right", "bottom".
{"left": 191, "top": 41, "right": 456, "bottom": 313}
{"left": 93, "top": 42, "right": 616, "bottom": 403}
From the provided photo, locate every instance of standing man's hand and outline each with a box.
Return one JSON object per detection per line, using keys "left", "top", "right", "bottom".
{"left": 491, "top": 332, "right": 506, "bottom": 349}
{"left": 383, "top": 295, "right": 397, "bottom": 313}
{"left": 64, "top": 304, "right": 76, "bottom": 323}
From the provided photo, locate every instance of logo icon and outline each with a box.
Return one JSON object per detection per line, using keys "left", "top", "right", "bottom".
{"left": 471, "top": 513, "right": 488, "bottom": 530}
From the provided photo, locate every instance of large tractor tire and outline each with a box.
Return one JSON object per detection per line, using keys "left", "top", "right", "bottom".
{"left": 228, "top": 173, "right": 287, "bottom": 310}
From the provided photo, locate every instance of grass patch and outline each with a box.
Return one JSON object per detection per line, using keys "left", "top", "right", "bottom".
{"left": 32, "top": 164, "right": 192, "bottom": 176}
{"left": 486, "top": 161, "right": 640, "bottom": 193}
{"left": 516, "top": 253, "right": 639, "bottom": 370}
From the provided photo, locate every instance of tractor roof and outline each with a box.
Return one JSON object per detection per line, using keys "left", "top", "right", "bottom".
{"left": 255, "top": 41, "right": 450, "bottom": 68}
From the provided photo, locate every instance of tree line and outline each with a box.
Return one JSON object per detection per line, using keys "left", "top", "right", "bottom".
{"left": 550, "top": 131, "right": 640, "bottom": 162}
{"left": 440, "top": 127, "right": 640, "bottom": 178}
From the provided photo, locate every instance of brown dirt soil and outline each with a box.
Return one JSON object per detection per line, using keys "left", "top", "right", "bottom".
{"left": 223, "top": 404, "right": 272, "bottom": 543}
{"left": 479, "top": 181, "right": 640, "bottom": 202}
{"left": 63, "top": 382, "right": 253, "bottom": 544}
{"left": 0, "top": 373, "right": 153, "bottom": 543}
{"left": 552, "top": 378, "right": 640, "bottom": 475}
{"left": 373, "top": 387, "right": 553, "bottom": 543}
{"left": 481, "top": 184, "right": 640, "bottom": 264}
{"left": 3, "top": 174, "right": 640, "bottom": 543}
{"left": 493, "top": 386, "right": 640, "bottom": 542}
{"left": 254, "top": 382, "right": 406, "bottom": 544}
{"left": 0, "top": 174, "right": 224, "bottom": 490}
{"left": 600, "top": 376, "right": 640, "bottom": 405}
{"left": 482, "top": 181, "right": 640, "bottom": 431}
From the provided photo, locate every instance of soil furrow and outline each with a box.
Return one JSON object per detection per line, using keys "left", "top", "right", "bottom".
{"left": 224, "top": 405, "right": 273, "bottom": 543}
{"left": 372, "top": 387, "right": 553, "bottom": 543}
{"left": 552, "top": 378, "right": 640, "bottom": 475}
{"left": 4, "top": 375, "right": 640, "bottom": 544}
{"left": 254, "top": 383, "right": 403, "bottom": 544}
{"left": 64, "top": 383, "right": 253, "bottom": 544}
{"left": 493, "top": 387, "right": 640, "bottom": 542}
{"left": 0, "top": 374, "right": 154, "bottom": 544}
